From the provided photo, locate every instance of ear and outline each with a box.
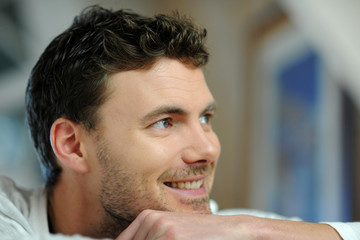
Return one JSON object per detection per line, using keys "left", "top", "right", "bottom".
{"left": 50, "top": 118, "right": 89, "bottom": 173}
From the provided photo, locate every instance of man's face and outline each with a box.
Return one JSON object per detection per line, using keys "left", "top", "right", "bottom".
{"left": 86, "top": 58, "right": 220, "bottom": 230}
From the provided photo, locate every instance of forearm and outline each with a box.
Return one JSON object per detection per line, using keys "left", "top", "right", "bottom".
{"left": 238, "top": 215, "right": 342, "bottom": 240}
{"left": 116, "top": 210, "right": 346, "bottom": 240}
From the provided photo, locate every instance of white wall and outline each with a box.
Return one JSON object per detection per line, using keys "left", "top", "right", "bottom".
{"left": 278, "top": 0, "right": 360, "bottom": 107}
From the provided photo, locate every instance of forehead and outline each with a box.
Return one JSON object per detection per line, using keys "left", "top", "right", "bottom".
{"left": 105, "top": 58, "right": 214, "bottom": 110}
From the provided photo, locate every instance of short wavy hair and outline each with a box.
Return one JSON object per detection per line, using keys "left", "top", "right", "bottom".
{"left": 25, "top": 5, "right": 209, "bottom": 187}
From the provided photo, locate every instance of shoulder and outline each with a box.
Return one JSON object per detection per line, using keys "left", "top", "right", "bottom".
{"left": 0, "top": 176, "right": 41, "bottom": 235}
{"left": 210, "top": 200, "right": 300, "bottom": 221}
{"left": 0, "top": 176, "right": 32, "bottom": 197}
{"left": 216, "top": 208, "right": 301, "bottom": 221}
{"left": 0, "top": 176, "right": 33, "bottom": 212}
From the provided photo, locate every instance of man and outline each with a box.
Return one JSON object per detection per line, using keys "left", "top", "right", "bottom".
{"left": 0, "top": 5, "right": 358, "bottom": 239}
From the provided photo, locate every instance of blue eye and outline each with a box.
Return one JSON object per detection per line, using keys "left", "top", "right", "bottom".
{"left": 199, "top": 114, "right": 211, "bottom": 125}
{"left": 152, "top": 119, "right": 171, "bottom": 129}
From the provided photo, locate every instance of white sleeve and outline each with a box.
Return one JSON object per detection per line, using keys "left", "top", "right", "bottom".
{"left": 0, "top": 177, "right": 111, "bottom": 240}
{"left": 216, "top": 208, "right": 301, "bottom": 220}
{"left": 324, "top": 222, "right": 360, "bottom": 240}
{"left": 0, "top": 190, "right": 33, "bottom": 236}
{"left": 0, "top": 197, "right": 110, "bottom": 239}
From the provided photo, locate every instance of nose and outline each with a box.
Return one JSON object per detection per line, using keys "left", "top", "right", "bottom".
{"left": 181, "top": 123, "right": 220, "bottom": 165}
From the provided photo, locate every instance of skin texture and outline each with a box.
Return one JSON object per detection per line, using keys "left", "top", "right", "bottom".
{"left": 116, "top": 210, "right": 342, "bottom": 240}
{"left": 49, "top": 58, "right": 342, "bottom": 240}
{"left": 93, "top": 58, "right": 220, "bottom": 235}
{"left": 49, "top": 58, "right": 220, "bottom": 238}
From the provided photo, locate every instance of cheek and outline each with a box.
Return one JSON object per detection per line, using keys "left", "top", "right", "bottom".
{"left": 109, "top": 136, "right": 181, "bottom": 178}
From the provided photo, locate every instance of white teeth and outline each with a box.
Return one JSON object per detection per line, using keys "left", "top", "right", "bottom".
{"left": 167, "top": 180, "right": 203, "bottom": 190}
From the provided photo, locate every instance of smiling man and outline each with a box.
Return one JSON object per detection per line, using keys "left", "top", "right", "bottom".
{"left": 0, "top": 5, "right": 359, "bottom": 240}
{"left": 63, "top": 58, "right": 220, "bottom": 236}
{"left": 24, "top": 6, "right": 219, "bottom": 238}
{"left": 46, "top": 57, "right": 219, "bottom": 238}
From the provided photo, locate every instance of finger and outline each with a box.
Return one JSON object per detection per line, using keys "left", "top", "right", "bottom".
{"left": 115, "top": 209, "right": 155, "bottom": 240}
{"left": 132, "top": 210, "right": 165, "bottom": 240}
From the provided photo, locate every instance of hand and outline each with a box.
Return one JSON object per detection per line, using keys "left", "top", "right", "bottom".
{"left": 115, "top": 209, "right": 343, "bottom": 240}
{"left": 116, "top": 209, "right": 244, "bottom": 240}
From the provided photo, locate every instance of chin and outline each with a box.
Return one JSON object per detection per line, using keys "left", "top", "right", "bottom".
{"left": 169, "top": 197, "right": 211, "bottom": 214}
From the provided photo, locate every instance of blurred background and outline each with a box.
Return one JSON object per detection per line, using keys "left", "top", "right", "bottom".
{"left": 1, "top": 0, "right": 359, "bottom": 223}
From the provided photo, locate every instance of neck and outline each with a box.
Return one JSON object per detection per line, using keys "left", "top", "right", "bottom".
{"left": 47, "top": 172, "right": 113, "bottom": 238}
{"left": 47, "top": 189, "right": 55, "bottom": 233}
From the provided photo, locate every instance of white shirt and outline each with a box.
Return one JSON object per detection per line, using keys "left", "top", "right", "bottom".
{"left": 0, "top": 177, "right": 95, "bottom": 240}
{"left": 0, "top": 176, "right": 359, "bottom": 239}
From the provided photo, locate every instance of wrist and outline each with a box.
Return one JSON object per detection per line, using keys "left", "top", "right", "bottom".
{"left": 231, "top": 215, "right": 343, "bottom": 240}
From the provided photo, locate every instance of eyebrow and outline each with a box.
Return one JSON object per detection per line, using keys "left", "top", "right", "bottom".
{"left": 141, "top": 101, "right": 216, "bottom": 124}
{"left": 201, "top": 102, "right": 217, "bottom": 115}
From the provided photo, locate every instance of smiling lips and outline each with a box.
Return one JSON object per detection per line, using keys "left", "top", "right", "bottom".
{"left": 164, "top": 179, "right": 204, "bottom": 190}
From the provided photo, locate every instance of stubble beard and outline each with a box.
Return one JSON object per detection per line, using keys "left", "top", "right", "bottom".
{"left": 95, "top": 140, "right": 212, "bottom": 238}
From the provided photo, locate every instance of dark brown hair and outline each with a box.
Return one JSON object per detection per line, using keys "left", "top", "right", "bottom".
{"left": 25, "top": 5, "right": 209, "bottom": 187}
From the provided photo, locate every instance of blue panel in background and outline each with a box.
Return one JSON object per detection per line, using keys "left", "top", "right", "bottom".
{"left": 279, "top": 51, "right": 319, "bottom": 105}
{"left": 274, "top": 50, "right": 320, "bottom": 222}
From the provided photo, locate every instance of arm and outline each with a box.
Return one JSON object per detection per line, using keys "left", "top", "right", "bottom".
{"left": 116, "top": 210, "right": 343, "bottom": 240}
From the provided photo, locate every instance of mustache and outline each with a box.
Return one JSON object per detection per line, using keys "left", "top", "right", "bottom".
{"left": 158, "top": 164, "right": 212, "bottom": 181}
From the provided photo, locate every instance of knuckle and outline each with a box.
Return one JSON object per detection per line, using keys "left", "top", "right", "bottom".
{"left": 143, "top": 210, "right": 164, "bottom": 227}
{"left": 140, "top": 209, "right": 154, "bottom": 216}
{"left": 164, "top": 227, "right": 179, "bottom": 239}
{"left": 137, "top": 209, "right": 155, "bottom": 220}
